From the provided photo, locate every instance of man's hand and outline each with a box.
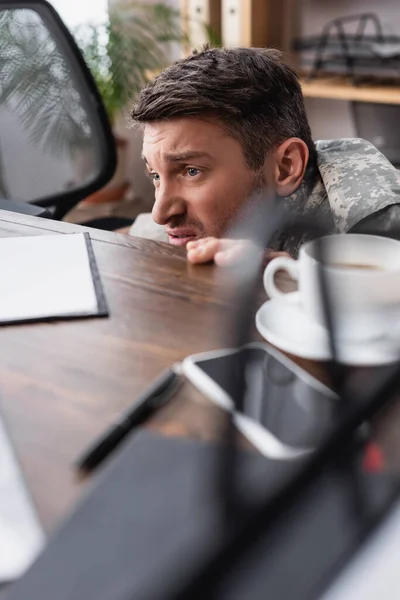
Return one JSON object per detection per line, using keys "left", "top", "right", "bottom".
{"left": 187, "top": 237, "right": 289, "bottom": 267}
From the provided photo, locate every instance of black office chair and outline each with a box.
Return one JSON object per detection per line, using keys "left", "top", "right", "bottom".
{"left": 0, "top": 6, "right": 134, "bottom": 230}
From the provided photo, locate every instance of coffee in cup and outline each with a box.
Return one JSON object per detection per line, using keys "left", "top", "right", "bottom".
{"left": 264, "top": 234, "right": 400, "bottom": 342}
{"left": 330, "top": 263, "right": 382, "bottom": 270}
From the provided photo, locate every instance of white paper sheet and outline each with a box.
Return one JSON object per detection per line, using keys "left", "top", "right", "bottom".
{"left": 0, "top": 414, "right": 44, "bottom": 582}
{"left": 0, "top": 233, "right": 99, "bottom": 323}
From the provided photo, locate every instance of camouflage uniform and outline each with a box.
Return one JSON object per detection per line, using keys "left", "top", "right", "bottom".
{"left": 275, "top": 138, "right": 400, "bottom": 257}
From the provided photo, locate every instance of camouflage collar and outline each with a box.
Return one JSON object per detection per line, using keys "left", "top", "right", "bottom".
{"left": 315, "top": 138, "right": 400, "bottom": 233}
{"left": 281, "top": 137, "right": 400, "bottom": 234}
{"left": 273, "top": 138, "right": 400, "bottom": 255}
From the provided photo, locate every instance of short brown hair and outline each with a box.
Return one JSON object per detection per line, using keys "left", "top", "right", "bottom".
{"left": 131, "top": 46, "right": 316, "bottom": 172}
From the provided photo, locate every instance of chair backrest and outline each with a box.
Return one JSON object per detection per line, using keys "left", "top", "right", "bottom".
{"left": 0, "top": 5, "right": 115, "bottom": 219}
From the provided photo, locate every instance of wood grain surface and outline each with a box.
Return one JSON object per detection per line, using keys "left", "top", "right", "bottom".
{"left": 0, "top": 209, "right": 398, "bottom": 535}
{"left": 0, "top": 210, "right": 267, "bottom": 532}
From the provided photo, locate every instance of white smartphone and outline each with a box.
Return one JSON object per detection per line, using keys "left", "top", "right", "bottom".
{"left": 182, "top": 343, "right": 338, "bottom": 459}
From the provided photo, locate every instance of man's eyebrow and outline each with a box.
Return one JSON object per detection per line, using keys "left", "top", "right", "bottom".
{"left": 164, "top": 151, "right": 212, "bottom": 162}
{"left": 141, "top": 151, "right": 212, "bottom": 166}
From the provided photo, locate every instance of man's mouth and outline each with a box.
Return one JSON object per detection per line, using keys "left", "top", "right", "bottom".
{"left": 166, "top": 230, "right": 198, "bottom": 247}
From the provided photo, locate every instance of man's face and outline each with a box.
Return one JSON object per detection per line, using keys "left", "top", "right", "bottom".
{"left": 142, "top": 117, "right": 267, "bottom": 246}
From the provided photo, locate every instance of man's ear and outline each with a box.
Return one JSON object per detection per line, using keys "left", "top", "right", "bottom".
{"left": 271, "top": 138, "right": 309, "bottom": 197}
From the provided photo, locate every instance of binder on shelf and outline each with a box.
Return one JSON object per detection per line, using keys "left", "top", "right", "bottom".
{"left": 181, "top": 0, "right": 222, "bottom": 53}
{"left": 222, "top": 0, "right": 285, "bottom": 49}
{"left": 222, "top": 0, "right": 241, "bottom": 47}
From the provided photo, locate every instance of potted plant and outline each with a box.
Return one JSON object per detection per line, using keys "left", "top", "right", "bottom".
{"left": 74, "top": 2, "right": 186, "bottom": 205}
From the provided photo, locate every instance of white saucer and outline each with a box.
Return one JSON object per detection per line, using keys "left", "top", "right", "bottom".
{"left": 256, "top": 292, "right": 400, "bottom": 366}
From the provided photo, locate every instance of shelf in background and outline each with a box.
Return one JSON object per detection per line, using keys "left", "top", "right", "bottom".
{"left": 300, "top": 77, "right": 400, "bottom": 105}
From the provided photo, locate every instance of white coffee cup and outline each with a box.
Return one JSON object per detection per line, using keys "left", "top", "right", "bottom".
{"left": 264, "top": 234, "right": 400, "bottom": 342}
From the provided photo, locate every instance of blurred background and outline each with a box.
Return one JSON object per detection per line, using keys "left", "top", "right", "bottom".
{"left": 47, "top": 0, "right": 400, "bottom": 226}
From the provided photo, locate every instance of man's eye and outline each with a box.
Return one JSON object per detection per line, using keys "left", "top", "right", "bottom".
{"left": 149, "top": 172, "right": 160, "bottom": 183}
{"left": 186, "top": 167, "right": 201, "bottom": 177}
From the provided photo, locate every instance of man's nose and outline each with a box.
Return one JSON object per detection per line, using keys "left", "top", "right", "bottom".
{"left": 151, "top": 182, "right": 186, "bottom": 225}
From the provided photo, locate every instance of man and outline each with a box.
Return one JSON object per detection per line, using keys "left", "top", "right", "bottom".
{"left": 130, "top": 46, "right": 400, "bottom": 264}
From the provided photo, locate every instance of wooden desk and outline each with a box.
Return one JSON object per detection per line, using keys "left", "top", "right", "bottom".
{"left": 0, "top": 210, "right": 232, "bottom": 532}
{"left": 0, "top": 210, "right": 399, "bottom": 535}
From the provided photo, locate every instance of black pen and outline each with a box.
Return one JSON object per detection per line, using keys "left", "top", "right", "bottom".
{"left": 75, "top": 364, "right": 182, "bottom": 474}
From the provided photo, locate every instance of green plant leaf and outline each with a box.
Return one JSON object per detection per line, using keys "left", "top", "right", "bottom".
{"left": 74, "top": 2, "right": 186, "bottom": 123}
{"left": 0, "top": 9, "right": 92, "bottom": 157}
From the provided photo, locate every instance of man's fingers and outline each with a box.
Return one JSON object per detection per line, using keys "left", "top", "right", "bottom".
{"left": 186, "top": 238, "right": 211, "bottom": 250}
{"left": 214, "top": 242, "right": 249, "bottom": 266}
{"left": 214, "top": 248, "right": 239, "bottom": 266}
{"left": 215, "top": 241, "right": 263, "bottom": 267}
{"left": 187, "top": 238, "right": 264, "bottom": 266}
{"left": 187, "top": 238, "right": 273, "bottom": 266}
{"left": 187, "top": 238, "right": 222, "bottom": 263}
